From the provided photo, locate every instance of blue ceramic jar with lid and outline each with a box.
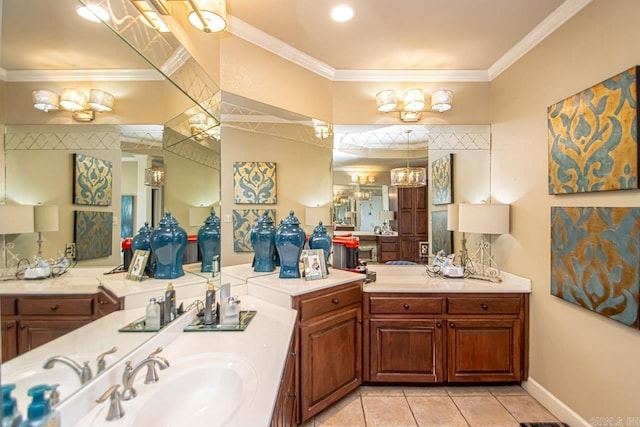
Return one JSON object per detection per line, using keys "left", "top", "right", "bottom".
{"left": 250, "top": 212, "right": 277, "bottom": 272}
{"left": 309, "top": 221, "right": 332, "bottom": 274}
{"left": 197, "top": 209, "right": 221, "bottom": 273}
{"left": 275, "top": 210, "right": 306, "bottom": 278}
{"left": 150, "top": 211, "right": 187, "bottom": 279}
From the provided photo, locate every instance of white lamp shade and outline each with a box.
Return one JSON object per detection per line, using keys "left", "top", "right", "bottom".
{"left": 88, "top": 89, "right": 114, "bottom": 112}
{"left": 0, "top": 205, "right": 35, "bottom": 234}
{"left": 458, "top": 203, "right": 510, "bottom": 235}
{"left": 188, "top": 0, "right": 227, "bottom": 32}
{"left": 431, "top": 89, "right": 453, "bottom": 112}
{"left": 189, "top": 206, "right": 211, "bottom": 226}
{"left": 60, "top": 88, "right": 87, "bottom": 112}
{"left": 305, "top": 207, "right": 331, "bottom": 226}
{"left": 380, "top": 210, "right": 395, "bottom": 221}
{"left": 34, "top": 205, "right": 59, "bottom": 232}
{"left": 446, "top": 204, "right": 459, "bottom": 231}
{"left": 403, "top": 88, "right": 425, "bottom": 112}
{"left": 376, "top": 90, "right": 397, "bottom": 112}
{"left": 32, "top": 90, "right": 59, "bottom": 112}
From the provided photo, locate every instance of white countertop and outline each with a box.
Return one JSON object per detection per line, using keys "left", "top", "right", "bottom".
{"left": 0, "top": 268, "right": 106, "bottom": 294}
{"left": 363, "top": 265, "right": 531, "bottom": 293}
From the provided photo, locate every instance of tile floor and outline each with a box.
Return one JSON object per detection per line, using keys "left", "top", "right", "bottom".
{"left": 301, "top": 385, "right": 560, "bottom": 427}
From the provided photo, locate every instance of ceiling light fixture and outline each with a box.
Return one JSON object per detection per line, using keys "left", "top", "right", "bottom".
{"left": 376, "top": 89, "right": 454, "bottom": 122}
{"left": 131, "top": 0, "right": 171, "bottom": 32}
{"left": 76, "top": 5, "right": 110, "bottom": 23}
{"left": 32, "top": 88, "right": 115, "bottom": 122}
{"left": 187, "top": 0, "right": 227, "bottom": 33}
{"left": 390, "top": 130, "right": 427, "bottom": 187}
{"left": 351, "top": 175, "right": 376, "bottom": 185}
{"left": 331, "top": 5, "right": 354, "bottom": 22}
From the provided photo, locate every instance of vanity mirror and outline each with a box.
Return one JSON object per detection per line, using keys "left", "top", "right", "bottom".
{"left": 0, "top": 0, "right": 220, "bottom": 407}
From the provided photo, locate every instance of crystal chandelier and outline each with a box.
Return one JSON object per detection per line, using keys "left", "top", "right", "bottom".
{"left": 390, "top": 130, "right": 427, "bottom": 187}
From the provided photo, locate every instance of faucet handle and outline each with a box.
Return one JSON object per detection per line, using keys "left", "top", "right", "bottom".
{"left": 80, "top": 360, "right": 93, "bottom": 385}
{"left": 147, "top": 346, "right": 170, "bottom": 367}
{"left": 96, "top": 384, "right": 125, "bottom": 421}
{"left": 121, "top": 361, "right": 137, "bottom": 401}
{"left": 48, "top": 384, "right": 60, "bottom": 407}
{"left": 147, "top": 347, "right": 163, "bottom": 359}
{"left": 97, "top": 346, "right": 118, "bottom": 373}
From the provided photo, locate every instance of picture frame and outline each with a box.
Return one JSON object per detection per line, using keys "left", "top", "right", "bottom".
{"left": 302, "top": 249, "right": 327, "bottom": 281}
{"left": 127, "top": 249, "right": 150, "bottom": 281}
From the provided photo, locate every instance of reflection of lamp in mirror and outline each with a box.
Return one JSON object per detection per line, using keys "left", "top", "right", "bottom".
{"left": 0, "top": 204, "right": 35, "bottom": 276}
{"left": 144, "top": 167, "right": 165, "bottom": 188}
{"left": 380, "top": 210, "right": 395, "bottom": 235}
{"left": 457, "top": 203, "right": 510, "bottom": 282}
{"left": 34, "top": 205, "right": 59, "bottom": 258}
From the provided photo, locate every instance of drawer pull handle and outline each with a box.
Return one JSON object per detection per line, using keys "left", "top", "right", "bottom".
{"left": 450, "top": 322, "right": 455, "bottom": 328}
{"left": 289, "top": 351, "right": 297, "bottom": 357}
{"left": 49, "top": 305, "right": 59, "bottom": 311}
{"left": 332, "top": 298, "right": 340, "bottom": 305}
{"left": 287, "top": 392, "right": 297, "bottom": 398}
{"left": 403, "top": 303, "right": 410, "bottom": 310}
{"left": 5, "top": 323, "right": 14, "bottom": 330}
{"left": 481, "top": 304, "right": 489, "bottom": 310}
{"left": 436, "top": 322, "right": 442, "bottom": 328}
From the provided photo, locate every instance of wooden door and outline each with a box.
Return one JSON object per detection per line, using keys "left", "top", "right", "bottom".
{"left": 1, "top": 320, "right": 19, "bottom": 362}
{"left": 369, "top": 318, "right": 444, "bottom": 383}
{"left": 447, "top": 318, "right": 522, "bottom": 382}
{"left": 299, "top": 306, "right": 361, "bottom": 421}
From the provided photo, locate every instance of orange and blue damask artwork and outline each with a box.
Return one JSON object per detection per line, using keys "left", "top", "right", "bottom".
{"left": 432, "top": 153, "right": 453, "bottom": 205}
{"left": 233, "top": 162, "right": 277, "bottom": 204}
{"left": 550, "top": 207, "right": 640, "bottom": 328}
{"left": 233, "top": 209, "right": 276, "bottom": 252}
{"left": 73, "top": 154, "right": 113, "bottom": 206}
{"left": 547, "top": 66, "right": 639, "bottom": 194}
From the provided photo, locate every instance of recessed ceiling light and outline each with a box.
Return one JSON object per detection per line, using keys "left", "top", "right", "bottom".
{"left": 331, "top": 5, "right": 354, "bottom": 23}
{"left": 77, "top": 5, "right": 110, "bottom": 23}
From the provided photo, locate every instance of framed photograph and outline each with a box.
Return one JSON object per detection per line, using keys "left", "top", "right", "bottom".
{"left": 302, "top": 249, "right": 327, "bottom": 281}
{"left": 127, "top": 250, "right": 150, "bottom": 281}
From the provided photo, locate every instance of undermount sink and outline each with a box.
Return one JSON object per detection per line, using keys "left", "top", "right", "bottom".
{"left": 87, "top": 353, "right": 258, "bottom": 427}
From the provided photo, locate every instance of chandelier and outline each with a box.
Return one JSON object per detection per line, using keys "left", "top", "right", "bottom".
{"left": 376, "top": 88, "right": 453, "bottom": 122}
{"left": 390, "top": 130, "right": 427, "bottom": 187}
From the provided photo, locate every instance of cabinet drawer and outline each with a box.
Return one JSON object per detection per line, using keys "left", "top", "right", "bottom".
{"left": 378, "top": 237, "right": 397, "bottom": 243}
{"left": 447, "top": 297, "right": 521, "bottom": 315}
{"left": 1, "top": 297, "right": 17, "bottom": 315}
{"left": 379, "top": 243, "right": 397, "bottom": 252}
{"left": 298, "top": 284, "right": 362, "bottom": 322}
{"left": 380, "top": 253, "right": 396, "bottom": 262}
{"left": 17, "top": 297, "right": 95, "bottom": 316}
{"left": 370, "top": 296, "right": 443, "bottom": 315}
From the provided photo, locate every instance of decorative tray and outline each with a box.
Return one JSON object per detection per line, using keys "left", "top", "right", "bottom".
{"left": 118, "top": 312, "right": 185, "bottom": 333}
{"left": 183, "top": 310, "right": 257, "bottom": 332}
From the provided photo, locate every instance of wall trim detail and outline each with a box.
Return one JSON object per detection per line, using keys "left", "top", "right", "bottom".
{"left": 522, "top": 377, "right": 590, "bottom": 427}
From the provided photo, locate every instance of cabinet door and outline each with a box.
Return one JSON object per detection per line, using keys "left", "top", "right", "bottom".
{"left": 300, "top": 306, "right": 361, "bottom": 422}
{"left": 18, "top": 320, "right": 90, "bottom": 354}
{"left": 96, "top": 290, "right": 122, "bottom": 317}
{"left": 447, "top": 318, "right": 522, "bottom": 382}
{"left": 369, "top": 318, "right": 444, "bottom": 383}
{"left": 398, "top": 237, "right": 417, "bottom": 261}
{"left": 2, "top": 320, "right": 19, "bottom": 362}
{"left": 271, "top": 333, "right": 299, "bottom": 427}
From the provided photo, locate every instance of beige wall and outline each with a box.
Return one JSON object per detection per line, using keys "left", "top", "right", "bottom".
{"left": 221, "top": 126, "right": 332, "bottom": 266}
{"left": 491, "top": 0, "right": 640, "bottom": 421}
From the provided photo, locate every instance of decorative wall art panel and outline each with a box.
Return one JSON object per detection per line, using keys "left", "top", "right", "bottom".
{"left": 550, "top": 206, "right": 640, "bottom": 328}
{"left": 121, "top": 195, "right": 134, "bottom": 239}
{"left": 432, "top": 154, "right": 453, "bottom": 205}
{"left": 74, "top": 154, "right": 113, "bottom": 206}
{"left": 233, "top": 162, "right": 277, "bottom": 204}
{"left": 547, "top": 66, "right": 639, "bottom": 194}
{"left": 233, "top": 209, "right": 276, "bottom": 252}
{"left": 75, "top": 210, "right": 113, "bottom": 261}
{"left": 431, "top": 210, "right": 453, "bottom": 255}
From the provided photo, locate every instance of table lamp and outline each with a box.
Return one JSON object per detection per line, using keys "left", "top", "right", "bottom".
{"left": 34, "top": 205, "right": 59, "bottom": 258}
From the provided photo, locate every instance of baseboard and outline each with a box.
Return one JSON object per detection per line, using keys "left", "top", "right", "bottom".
{"left": 522, "top": 378, "right": 590, "bottom": 427}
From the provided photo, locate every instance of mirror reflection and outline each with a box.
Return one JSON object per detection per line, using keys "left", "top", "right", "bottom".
{"left": 0, "top": 0, "right": 221, "bottom": 407}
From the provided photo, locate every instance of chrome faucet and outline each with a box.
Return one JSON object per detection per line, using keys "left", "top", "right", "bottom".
{"left": 43, "top": 355, "right": 93, "bottom": 385}
{"left": 121, "top": 348, "right": 170, "bottom": 401}
{"left": 96, "top": 346, "right": 118, "bottom": 374}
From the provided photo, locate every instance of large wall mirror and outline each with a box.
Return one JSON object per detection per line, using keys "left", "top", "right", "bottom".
{"left": 0, "top": 0, "right": 220, "bottom": 406}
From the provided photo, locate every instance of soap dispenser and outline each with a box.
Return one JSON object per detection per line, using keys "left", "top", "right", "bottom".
{"left": 20, "top": 385, "right": 60, "bottom": 427}
{"left": 1, "top": 384, "right": 23, "bottom": 427}
{"left": 203, "top": 281, "right": 216, "bottom": 325}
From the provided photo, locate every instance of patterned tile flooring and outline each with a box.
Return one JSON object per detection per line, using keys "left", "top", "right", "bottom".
{"left": 300, "top": 385, "right": 560, "bottom": 427}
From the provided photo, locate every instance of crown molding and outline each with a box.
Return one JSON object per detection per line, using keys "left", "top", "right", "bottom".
{"left": 226, "top": 16, "right": 336, "bottom": 80}
{"left": 160, "top": 45, "right": 191, "bottom": 78}
{"left": 0, "top": 67, "right": 7, "bottom": 81}
{"left": 2, "top": 68, "right": 165, "bottom": 82}
{"left": 333, "top": 69, "right": 490, "bottom": 83}
{"left": 488, "top": 0, "right": 592, "bottom": 80}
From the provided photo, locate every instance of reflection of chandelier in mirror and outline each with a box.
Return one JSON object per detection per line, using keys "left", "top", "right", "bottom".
{"left": 189, "top": 113, "right": 221, "bottom": 141}
{"left": 376, "top": 88, "right": 453, "bottom": 122}
{"left": 354, "top": 191, "right": 371, "bottom": 201}
{"left": 32, "top": 89, "right": 115, "bottom": 122}
{"left": 390, "top": 130, "right": 427, "bottom": 187}
{"left": 130, "top": 0, "right": 227, "bottom": 34}
{"left": 145, "top": 167, "right": 165, "bottom": 188}
{"left": 312, "top": 119, "right": 333, "bottom": 139}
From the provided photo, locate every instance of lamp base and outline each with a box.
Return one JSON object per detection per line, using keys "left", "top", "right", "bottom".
{"left": 465, "top": 235, "right": 503, "bottom": 282}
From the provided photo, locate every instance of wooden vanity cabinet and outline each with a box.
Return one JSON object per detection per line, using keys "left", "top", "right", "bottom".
{"left": 377, "top": 236, "right": 398, "bottom": 262}
{"left": 293, "top": 281, "right": 363, "bottom": 423}
{"left": 364, "top": 292, "right": 528, "bottom": 384}
{"left": 270, "top": 330, "right": 299, "bottom": 427}
{"left": 0, "top": 287, "right": 123, "bottom": 362}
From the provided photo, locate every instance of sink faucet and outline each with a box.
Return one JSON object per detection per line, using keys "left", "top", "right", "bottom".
{"left": 43, "top": 356, "right": 93, "bottom": 385}
{"left": 121, "top": 349, "right": 170, "bottom": 401}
